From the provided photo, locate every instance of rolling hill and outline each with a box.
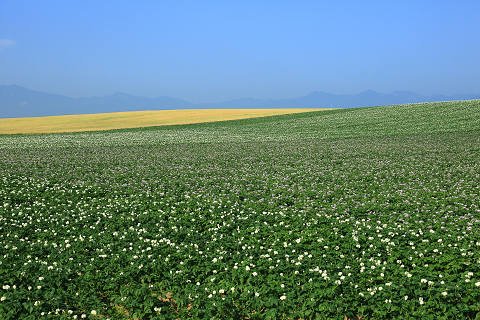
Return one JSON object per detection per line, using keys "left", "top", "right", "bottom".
{"left": 0, "top": 108, "right": 321, "bottom": 134}
{"left": 0, "top": 100, "right": 479, "bottom": 319}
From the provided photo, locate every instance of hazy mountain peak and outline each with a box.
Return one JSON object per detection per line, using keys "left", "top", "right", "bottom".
{"left": 358, "top": 89, "right": 381, "bottom": 95}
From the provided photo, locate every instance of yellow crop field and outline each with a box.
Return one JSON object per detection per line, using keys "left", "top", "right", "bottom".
{"left": 0, "top": 108, "right": 325, "bottom": 134}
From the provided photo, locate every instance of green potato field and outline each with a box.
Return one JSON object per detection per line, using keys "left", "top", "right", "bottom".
{"left": 1, "top": 101, "right": 480, "bottom": 319}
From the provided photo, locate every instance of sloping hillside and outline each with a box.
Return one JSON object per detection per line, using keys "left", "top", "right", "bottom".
{"left": 0, "top": 108, "right": 321, "bottom": 134}
{"left": 0, "top": 101, "right": 479, "bottom": 319}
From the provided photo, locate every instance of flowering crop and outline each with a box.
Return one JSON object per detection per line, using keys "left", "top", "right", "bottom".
{"left": 0, "top": 101, "right": 479, "bottom": 319}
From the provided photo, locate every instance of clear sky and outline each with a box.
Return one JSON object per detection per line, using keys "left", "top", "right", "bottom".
{"left": 0, "top": 0, "right": 479, "bottom": 102}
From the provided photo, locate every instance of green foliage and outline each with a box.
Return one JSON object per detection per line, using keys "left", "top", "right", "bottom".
{"left": 0, "top": 101, "right": 480, "bottom": 319}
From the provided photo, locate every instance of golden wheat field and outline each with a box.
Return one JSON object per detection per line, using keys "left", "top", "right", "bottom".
{"left": 0, "top": 108, "right": 325, "bottom": 134}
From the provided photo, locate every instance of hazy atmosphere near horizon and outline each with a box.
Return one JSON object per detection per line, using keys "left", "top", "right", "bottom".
{"left": 1, "top": 0, "right": 479, "bottom": 103}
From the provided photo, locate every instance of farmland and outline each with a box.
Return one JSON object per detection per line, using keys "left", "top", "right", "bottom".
{"left": 0, "top": 108, "right": 321, "bottom": 134}
{"left": 0, "top": 100, "right": 480, "bottom": 319}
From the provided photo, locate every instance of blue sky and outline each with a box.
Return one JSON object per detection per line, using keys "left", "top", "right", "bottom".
{"left": 0, "top": 0, "right": 479, "bottom": 102}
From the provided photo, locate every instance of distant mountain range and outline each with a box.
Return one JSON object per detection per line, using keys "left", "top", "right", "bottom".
{"left": 1, "top": 84, "right": 479, "bottom": 118}
{"left": 0, "top": 85, "right": 192, "bottom": 118}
